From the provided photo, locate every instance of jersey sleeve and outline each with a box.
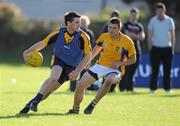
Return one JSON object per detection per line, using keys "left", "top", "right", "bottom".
{"left": 169, "top": 17, "right": 175, "bottom": 30}
{"left": 127, "top": 38, "right": 136, "bottom": 57}
{"left": 41, "top": 30, "right": 59, "bottom": 46}
{"left": 96, "top": 34, "right": 105, "bottom": 46}
{"left": 80, "top": 32, "right": 92, "bottom": 55}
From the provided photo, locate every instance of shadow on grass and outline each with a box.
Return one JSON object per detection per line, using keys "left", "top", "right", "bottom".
{"left": 1, "top": 91, "right": 73, "bottom": 95}
{"left": 113, "top": 91, "right": 150, "bottom": 96}
{"left": 0, "top": 112, "right": 77, "bottom": 119}
{"left": 154, "top": 94, "right": 180, "bottom": 98}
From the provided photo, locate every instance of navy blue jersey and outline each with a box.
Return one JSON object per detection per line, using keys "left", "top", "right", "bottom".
{"left": 54, "top": 27, "right": 83, "bottom": 67}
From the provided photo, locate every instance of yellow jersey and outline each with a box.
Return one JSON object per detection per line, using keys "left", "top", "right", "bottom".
{"left": 96, "top": 32, "right": 136, "bottom": 75}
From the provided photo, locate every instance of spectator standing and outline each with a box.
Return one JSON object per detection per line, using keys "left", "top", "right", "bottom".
{"left": 148, "top": 3, "right": 175, "bottom": 93}
{"left": 103, "top": 9, "right": 120, "bottom": 33}
{"left": 119, "top": 8, "right": 145, "bottom": 92}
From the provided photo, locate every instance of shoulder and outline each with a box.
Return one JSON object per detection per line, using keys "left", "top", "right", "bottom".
{"left": 80, "top": 30, "right": 90, "bottom": 39}
{"left": 47, "top": 29, "right": 59, "bottom": 38}
{"left": 100, "top": 32, "right": 109, "bottom": 37}
{"left": 165, "top": 15, "right": 174, "bottom": 22}
{"left": 137, "top": 22, "right": 144, "bottom": 29}
{"left": 123, "top": 21, "right": 130, "bottom": 25}
{"left": 149, "top": 16, "right": 157, "bottom": 23}
{"left": 121, "top": 33, "right": 134, "bottom": 43}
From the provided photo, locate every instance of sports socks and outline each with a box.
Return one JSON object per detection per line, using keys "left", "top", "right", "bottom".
{"left": 26, "top": 93, "right": 43, "bottom": 107}
{"left": 72, "top": 105, "right": 80, "bottom": 112}
{"left": 91, "top": 98, "right": 99, "bottom": 106}
{"left": 33, "top": 93, "right": 43, "bottom": 103}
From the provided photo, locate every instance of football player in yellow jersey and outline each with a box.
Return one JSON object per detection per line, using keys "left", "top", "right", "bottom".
{"left": 67, "top": 17, "right": 136, "bottom": 114}
{"left": 19, "top": 12, "right": 92, "bottom": 114}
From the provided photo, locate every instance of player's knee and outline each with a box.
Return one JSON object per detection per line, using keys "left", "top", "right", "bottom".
{"left": 104, "top": 78, "right": 113, "bottom": 86}
{"left": 76, "top": 82, "right": 86, "bottom": 92}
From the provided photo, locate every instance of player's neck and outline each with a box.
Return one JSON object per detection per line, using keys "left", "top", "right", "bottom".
{"left": 67, "top": 27, "right": 76, "bottom": 35}
{"left": 111, "top": 32, "right": 120, "bottom": 40}
{"left": 130, "top": 19, "right": 138, "bottom": 24}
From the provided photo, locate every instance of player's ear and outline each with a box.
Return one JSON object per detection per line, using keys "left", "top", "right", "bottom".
{"left": 66, "top": 21, "right": 71, "bottom": 26}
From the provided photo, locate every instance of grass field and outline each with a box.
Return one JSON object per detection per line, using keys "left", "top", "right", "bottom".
{"left": 0, "top": 64, "right": 180, "bottom": 126}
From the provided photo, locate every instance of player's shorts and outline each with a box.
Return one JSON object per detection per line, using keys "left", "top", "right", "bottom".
{"left": 88, "top": 63, "right": 122, "bottom": 82}
{"left": 51, "top": 56, "right": 76, "bottom": 84}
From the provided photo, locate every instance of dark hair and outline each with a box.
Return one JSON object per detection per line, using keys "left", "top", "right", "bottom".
{"left": 64, "top": 12, "right": 81, "bottom": 25}
{"left": 110, "top": 10, "right": 120, "bottom": 18}
{"left": 109, "top": 17, "right": 121, "bottom": 28}
{"left": 155, "top": 2, "right": 166, "bottom": 10}
{"left": 130, "top": 8, "right": 139, "bottom": 14}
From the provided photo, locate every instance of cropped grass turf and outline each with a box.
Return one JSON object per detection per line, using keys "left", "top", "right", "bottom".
{"left": 0, "top": 64, "right": 180, "bottom": 126}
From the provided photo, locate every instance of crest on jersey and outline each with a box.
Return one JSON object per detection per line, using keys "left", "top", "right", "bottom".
{"left": 115, "top": 47, "right": 119, "bottom": 52}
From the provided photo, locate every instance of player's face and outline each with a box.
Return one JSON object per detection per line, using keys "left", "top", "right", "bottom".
{"left": 131, "top": 12, "right": 139, "bottom": 21}
{"left": 156, "top": 8, "right": 165, "bottom": 17}
{"left": 108, "top": 23, "right": 120, "bottom": 37}
{"left": 67, "top": 17, "right": 81, "bottom": 32}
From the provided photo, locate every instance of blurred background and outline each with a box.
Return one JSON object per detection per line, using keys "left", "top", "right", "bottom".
{"left": 0, "top": 0, "right": 179, "bottom": 87}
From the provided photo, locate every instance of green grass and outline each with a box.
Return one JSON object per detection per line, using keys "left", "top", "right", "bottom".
{"left": 0, "top": 64, "right": 180, "bottom": 126}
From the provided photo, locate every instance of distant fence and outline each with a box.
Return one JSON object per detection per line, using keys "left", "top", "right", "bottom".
{"left": 134, "top": 53, "right": 180, "bottom": 88}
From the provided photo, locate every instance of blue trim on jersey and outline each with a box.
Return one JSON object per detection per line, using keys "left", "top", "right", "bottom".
{"left": 121, "top": 47, "right": 129, "bottom": 61}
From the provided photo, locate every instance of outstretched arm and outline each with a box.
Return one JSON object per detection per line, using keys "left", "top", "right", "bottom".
{"left": 68, "top": 53, "right": 92, "bottom": 81}
{"left": 91, "top": 45, "right": 103, "bottom": 60}
{"left": 113, "top": 55, "right": 136, "bottom": 69}
{"left": 83, "top": 45, "right": 103, "bottom": 70}
{"left": 23, "top": 41, "right": 46, "bottom": 63}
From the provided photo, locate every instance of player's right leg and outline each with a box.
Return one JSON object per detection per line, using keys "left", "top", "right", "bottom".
{"left": 67, "top": 71, "right": 97, "bottom": 114}
{"left": 19, "top": 65, "right": 62, "bottom": 114}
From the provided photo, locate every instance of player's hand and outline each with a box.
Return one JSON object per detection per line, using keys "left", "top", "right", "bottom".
{"left": 112, "top": 62, "right": 124, "bottom": 69}
{"left": 68, "top": 70, "right": 80, "bottom": 81}
{"left": 112, "top": 62, "right": 120, "bottom": 69}
{"left": 84, "top": 62, "right": 91, "bottom": 70}
{"left": 23, "top": 50, "right": 30, "bottom": 64}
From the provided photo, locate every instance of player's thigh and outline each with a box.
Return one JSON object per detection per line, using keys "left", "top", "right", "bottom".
{"left": 105, "top": 73, "right": 120, "bottom": 84}
{"left": 77, "top": 72, "right": 97, "bottom": 89}
{"left": 49, "top": 65, "right": 63, "bottom": 80}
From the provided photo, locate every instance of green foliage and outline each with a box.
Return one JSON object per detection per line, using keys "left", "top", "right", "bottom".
{"left": 0, "top": 2, "right": 150, "bottom": 55}
{"left": 0, "top": 65, "right": 180, "bottom": 126}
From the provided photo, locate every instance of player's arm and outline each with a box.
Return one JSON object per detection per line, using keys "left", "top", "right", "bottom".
{"left": 91, "top": 34, "right": 104, "bottom": 60}
{"left": 135, "top": 28, "right": 145, "bottom": 41}
{"left": 147, "top": 20, "right": 153, "bottom": 51}
{"left": 113, "top": 39, "right": 137, "bottom": 69}
{"left": 91, "top": 45, "right": 103, "bottom": 60}
{"left": 113, "top": 55, "right": 136, "bottom": 69}
{"left": 170, "top": 29, "right": 175, "bottom": 51}
{"left": 147, "top": 29, "right": 152, "bottom": 51}
{"left": 23, "top": 30, "right": 59, "bottom": 59}
{"left": 68, "top": 32, "right": 92, "bottom": 81}
{"left": 23, "top": 41, "right": 45, "bottom": 55}
{"left": 75, "top": 53, "right": 92, "bottom": 74}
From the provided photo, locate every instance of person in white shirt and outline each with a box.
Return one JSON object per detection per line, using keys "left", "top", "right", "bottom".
{"left": 148, "top": 2, "right": 175, "bottom": 93}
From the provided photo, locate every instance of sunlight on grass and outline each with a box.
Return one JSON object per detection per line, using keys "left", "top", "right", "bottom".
{"left": 0, "top": 65, "right": 180, "bottom": 126}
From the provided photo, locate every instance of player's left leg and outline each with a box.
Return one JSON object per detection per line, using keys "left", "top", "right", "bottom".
{"left": 84, "top": 73, "right": 120, "bottom": 114}
{"left": 19, "top": 65, "right": 62, "bottom": 114}
{"left": 67, "top": 71, "right": 97, "bottom": 114}
{"left": 29, "top": 65, "right": 63, "bottom": 112}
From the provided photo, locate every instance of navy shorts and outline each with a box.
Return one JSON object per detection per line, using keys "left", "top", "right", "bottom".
{"left": 51, "top": 56, "right": 76, "bottom": 84}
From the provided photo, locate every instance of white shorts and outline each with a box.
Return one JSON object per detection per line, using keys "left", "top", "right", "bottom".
{"left": 88, "top": 63, "right": 122, "bottom": 81}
